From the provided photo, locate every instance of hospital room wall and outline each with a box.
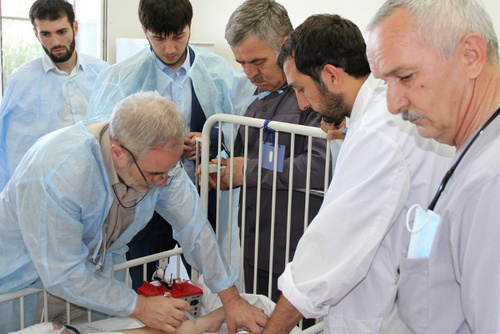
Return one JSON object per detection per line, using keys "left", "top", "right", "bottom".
{"left": 107, "top": 0, "right": 500, "bottom": 71}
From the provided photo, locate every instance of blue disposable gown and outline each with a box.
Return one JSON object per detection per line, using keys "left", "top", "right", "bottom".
{"left": 86, "top": 46, "right": 234, "bottom": 124}
{"left": 0, "top": 120, "right": 237, "bottom": 319}
{"left": 85, "top": 46, "right": 242, "bottom": 273}
{"left": 0, "top": 54, "right": 109, "bottom": 191}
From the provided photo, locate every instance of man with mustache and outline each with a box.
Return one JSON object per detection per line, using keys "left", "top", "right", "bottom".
{"left": 366, "top": 0, "right": 500, "bottom": 331}
{"left": 220, "top": 0, "right": 330, "bottom": 308}
{"left": 263, "top": 14, "right": 454, "bottom": 333}
{"left": 0, "top": 0, "right": 109, "bottom": 191}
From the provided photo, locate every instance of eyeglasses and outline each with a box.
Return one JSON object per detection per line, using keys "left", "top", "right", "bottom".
{"left": 121, "top": 144, "right": 184, "bottom": 187}
{"left": 121, "top": 144, "right": 151, "bottom": 190}
{"left": 111, "top": 144, "right": 150, "bottom": 209}
{"left": 167, "top": 160, "right": 184, "bottom": 178}
{"left": 114, "top": 144, "right": 184, "bottom": 209}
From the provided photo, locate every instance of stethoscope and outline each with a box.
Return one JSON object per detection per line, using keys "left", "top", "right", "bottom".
{"left": 93, "top": 216, "right": 109, "bottom": 273}
{"left": 92, "top": 124, "right": 112, "bottom": 273}
{"left": 427, "top": 105, "right": 500, "bottom": 211}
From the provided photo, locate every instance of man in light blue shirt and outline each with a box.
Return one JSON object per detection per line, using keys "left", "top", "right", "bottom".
{"left": 0, "top": 91, "right": 267, "bottom": 333}
{"left": 0, "top": 0, "right": 109, "bottom": 191}
{"left": 85, "top": 0, "right": 238, "bottom": 293}
{"left": 86, "top": 0, "right": 235, "bottom": 180}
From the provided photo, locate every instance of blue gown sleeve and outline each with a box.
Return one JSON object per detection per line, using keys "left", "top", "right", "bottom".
{"left": 153, "top": 170, "right": 238, "bottom": 293}
{"left": 14, "top": 135, "right": 137, "bottom": 316}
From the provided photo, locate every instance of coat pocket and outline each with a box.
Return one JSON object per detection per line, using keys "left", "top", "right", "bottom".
{"left": 397, "top": 256, "right": 429, "bottom": 333}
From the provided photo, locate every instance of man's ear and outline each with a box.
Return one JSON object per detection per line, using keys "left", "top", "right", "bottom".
{"left": 73, "top": 20, "right": 79, "bottom": 37}
{"left": 110, "top": 142, "right": 125, "bottom": 160}
{"left": 321, "top": 64, "right": 343, "bottom": 89}
{"left": 462, "top": 33, "right": 487, "bottom": 79}
{"left": 281, "top": 36, "right": 289, "bottom": 48}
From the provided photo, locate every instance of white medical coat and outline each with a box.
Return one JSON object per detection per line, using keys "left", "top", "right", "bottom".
{"left": 0, "top": 53, "right": 109, "bottom": 191}
{"left": 0, "top": 120, "right": 236, "bottom": 318}
{"left": 278, "top": 76, "right": 455, "bottom": 333}
{"left": 397, "top": 114, "right": 500, "bottom": 333}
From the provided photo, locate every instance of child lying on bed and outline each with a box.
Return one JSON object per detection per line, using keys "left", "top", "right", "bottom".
{"left": 102, "top": 307, "right": 225, "bottom": 334}
{"left": 12, "top": 276, "right": 286, "bottom": 334}
{"left": 11, "top": 307, "right": 226, "bottom": 334}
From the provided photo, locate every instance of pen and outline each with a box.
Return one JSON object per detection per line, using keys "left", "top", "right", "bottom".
{"left": 221, "top": 142, "right": 231, "bottom": 158}
{"left": 163, "top": 291, "right": 197, "bottom": 324}
{"left": 182, "top": 309, "right": 197, "bottom": 324}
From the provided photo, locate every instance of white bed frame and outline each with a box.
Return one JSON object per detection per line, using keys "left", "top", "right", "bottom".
{"left": 1, "top": 114, "right": 332, "bottom": 333}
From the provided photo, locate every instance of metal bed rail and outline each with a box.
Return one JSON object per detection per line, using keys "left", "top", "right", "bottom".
{"left": 2, "top": 113, "right": 332, "bottom": 333}
{"left": 1, "top": 249, "right": 184, "bottom": 329}
{"left": 200, "top": 114, "right": 332, "bottom": 298}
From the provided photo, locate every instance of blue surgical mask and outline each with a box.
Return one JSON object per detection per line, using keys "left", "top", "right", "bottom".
{"left": 406, "top": 204, "right": 441, "bottom": 259}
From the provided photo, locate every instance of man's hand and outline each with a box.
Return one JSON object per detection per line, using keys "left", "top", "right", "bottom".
{"left": 220, "top": 157, "right": 244, "bottom": 188}
{"left": 197, "top": 157, "right": 245, "bottom": 190}
{"left": 183, "top": 132, "right": 202, "bottom": 161}
{"left": 263, "top": 295, "right": 303, "bottom": 334}
{"left": 219, "top": 286, "right": 268, "bottom": 333}
{"left": 196, "top": 158, "right": 229, "bottom": 190}
{"left": 321, "top": 117, "right": 347, "bottom": 141}
{"left": 131, "top": 295, "right": 190, "bottom": 334}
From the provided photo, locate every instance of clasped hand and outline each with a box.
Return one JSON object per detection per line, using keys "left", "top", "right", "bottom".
{"left": 132, "top": 295, "right": 191, "bottom": 334}
{"left": 321, "top": 117, "right": 347, "bottom": 141}
{"left": 196, "top": 157, "right": 245, "bottom": 190}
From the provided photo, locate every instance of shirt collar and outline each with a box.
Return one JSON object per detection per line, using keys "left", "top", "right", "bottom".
{"left": 85, "top": 121, "right": 145, "bottom": 206}
{"left": 154, "top": 47, "right": 191, "bottom": 77}
{"left": 42, "top": 50, "right": 84, "bottom": 76}
{"left": 247, "top": 83, "right": 289, "bottom": 106}
{"left": 98, "top": 123, "right": 120, "bottom": 186}
{"left": 349, "top": 74, "right": 382, "bottom": 126}
{"left": 99, "top": 124, "right": 146, "bottom": 201}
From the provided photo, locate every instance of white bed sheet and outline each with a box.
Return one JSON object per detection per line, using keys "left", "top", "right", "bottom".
{"left": 12, "top": 276, "right": 302, "bottom": 334}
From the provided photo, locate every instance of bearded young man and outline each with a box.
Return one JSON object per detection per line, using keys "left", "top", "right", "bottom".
{"left": 264, "top": 14, "right": 455, "bottom": 333}
{"left": 0, "top": 0, "right": 109, "bottom": 191}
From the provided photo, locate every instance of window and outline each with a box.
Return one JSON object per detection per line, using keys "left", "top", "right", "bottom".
{"left": 0, "top": 0, "right": 103, "bottom": 95}
{"left": 73, "top": 0, "right": 103, "bottom": 60}
{"left": 0, "top": 1, "right": 43, "bottom": 94}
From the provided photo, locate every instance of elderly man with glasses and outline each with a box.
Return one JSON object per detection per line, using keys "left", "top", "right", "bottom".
{"left": 0, "top": 91, "right": 268, "bottom": 333}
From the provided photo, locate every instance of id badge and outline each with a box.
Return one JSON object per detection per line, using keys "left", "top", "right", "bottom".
{"left": 406, "top": 205, "right": 441, "bottom": 259}
{"left": 262, "top": 141, "right": 285, "bottom": 172}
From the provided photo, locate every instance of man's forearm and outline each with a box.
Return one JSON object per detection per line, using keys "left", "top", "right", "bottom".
{"left": 218, "top": 285, "right": 240, "bottom": 306}
{"left": 264, "top": 295, "right": 303, "bottom": 333}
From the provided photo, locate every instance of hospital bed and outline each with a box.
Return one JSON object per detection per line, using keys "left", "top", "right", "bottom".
{"left": 1, "top": 114, "right": 335, "bottom": 333}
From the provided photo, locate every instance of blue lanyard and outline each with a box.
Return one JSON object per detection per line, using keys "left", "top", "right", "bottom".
{"left": 428, "top": 106, "right": 500, "bottom": 210}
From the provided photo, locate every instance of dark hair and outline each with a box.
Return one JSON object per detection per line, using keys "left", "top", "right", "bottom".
{"left": 29, "top": 0, "right": 75, "bottom": 27}
{"left": 139, "top": 0, "right": 193, "bottom": 36}
{"left": 278, "top": 14, "right": 370, "bottom": 82}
